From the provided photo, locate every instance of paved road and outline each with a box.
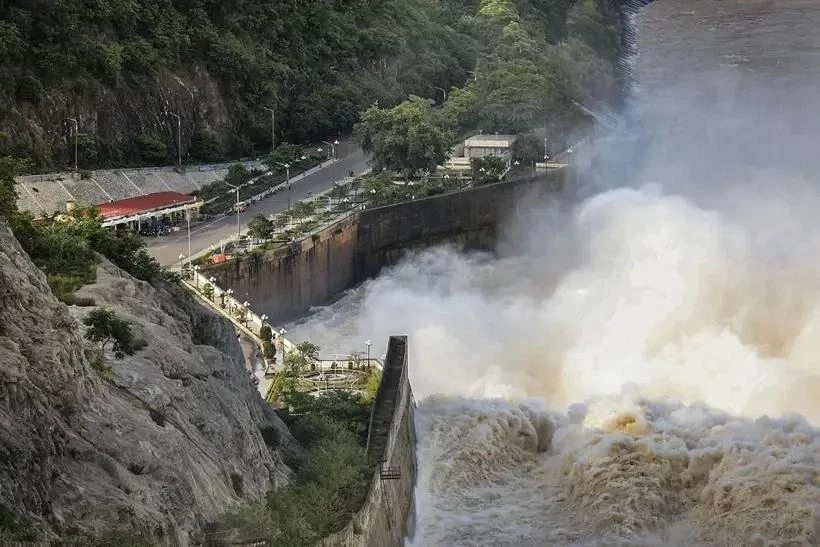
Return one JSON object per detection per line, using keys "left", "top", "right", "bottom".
{"left": 147, "top": 142, "right": 368, "bottom": 266}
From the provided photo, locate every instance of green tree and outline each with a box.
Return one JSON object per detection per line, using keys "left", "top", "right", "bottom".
{"left": 190, "top": 129, "right": 223, "bottom": 163}
{"left": 202, "top": 283, "right": 214, "bottom": 300}
{"left": 76, "top": 133, "right": 98, "bottom": 168}
{"left": 247, "top": 213, "right": 274, "bottom": 240}
{"left": 259, "top": 324, "right": 272, "bottom": 342}
{"left": 471, "top": 155, "right": 507, "bottom": 184}
{"left": 265, "top": 143, "right": 304, "bottom": 170}
{"left": 0, "top": 156, "right": 25, "bottom": 219}
{"left": 291, "top": 200, "right": 315, "bottom": 221}
{"left": 273, "top": 214, "right": 289, "bottom": 231}
{"left": 83, "top": 308, "right": 136, "bottom": 359}
{"left": 134, "top": 135, "right": 168, "bottom": 165}
{"left": 354, "top": 97, "right": 455, "bottom": 177}
{"left": 225, "top": 164, "right": 251, "bottom": 187}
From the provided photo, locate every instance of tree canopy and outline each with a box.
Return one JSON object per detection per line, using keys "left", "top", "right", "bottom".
{"left": 354, "top": 0, "right": 628, "bottom": 174}
{"left": 355, "top": 97, "right": 454, "bottom": 177}
{"left": 83, "top": 308, "right": 136, "bottom": 359}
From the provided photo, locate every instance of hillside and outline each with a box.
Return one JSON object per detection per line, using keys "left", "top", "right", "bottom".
{"left": 0, "top": 0, "right": 628, "bottom": 172}
{"left": 0, "top": 221, "right": 298, "bottom": 544}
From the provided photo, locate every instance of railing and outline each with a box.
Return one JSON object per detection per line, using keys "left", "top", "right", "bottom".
{"left": 190, "top": 270, "right": 297, "bottom": 356}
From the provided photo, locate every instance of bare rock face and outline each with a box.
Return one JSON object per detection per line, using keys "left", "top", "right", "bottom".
{"left": 0, "top": 222, "right": 296, "bottom": 544}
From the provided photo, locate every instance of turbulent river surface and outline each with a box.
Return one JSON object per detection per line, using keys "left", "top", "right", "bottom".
{"left": 287, "top": 2, "right": 820, "bottom": 545}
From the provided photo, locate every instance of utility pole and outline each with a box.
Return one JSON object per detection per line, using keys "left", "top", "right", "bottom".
{"left": 169, "top": 112, "right": 182, "bottom": 168}
{"left": 66, "top": 117, "right": 79, "bottom": 172}
{"left": 263, "top": 107, "right": 275, "bottom": 151}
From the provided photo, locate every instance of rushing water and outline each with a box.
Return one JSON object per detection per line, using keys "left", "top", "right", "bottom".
{"left": 287, "top": 2, "right": 820, "bottom": 545}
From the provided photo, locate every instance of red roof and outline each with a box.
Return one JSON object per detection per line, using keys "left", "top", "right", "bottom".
{"left": 96, "top": 191, "right": 196, "bottom": 219}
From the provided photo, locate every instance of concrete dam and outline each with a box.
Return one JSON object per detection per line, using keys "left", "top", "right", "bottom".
{"left": 199, "top": 169, "right": 574, "bottom": 545}
{"left": 201, "top": 168, "right": 574, "bottom": 324}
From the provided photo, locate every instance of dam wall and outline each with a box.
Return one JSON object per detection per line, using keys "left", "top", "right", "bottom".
{"left": 316, "top": 335, "right": 417, "bottom": 547}
{"left": 203, "top": 168, "right": 572, "bottom": 322}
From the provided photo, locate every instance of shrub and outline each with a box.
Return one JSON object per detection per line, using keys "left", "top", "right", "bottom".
{"left": 83, "top": 308, "right": 136, "bottom": 359}
{"left": 190, "top": 130, "right": 223, "bottom": 163}
{"left": 259, "top": 425, "right": 281, "bottom": 448}
{"left": 89, "top": 357, "right": 114, "bottom": 381}
{"left": 262, "top": 341, "right": 275, "bottom": 359}
{"left": 0, "top": 504, "right": 39, "bottom": 541}
{"left": 57, "top": 293, "right": 96, "bottom": 307}
{"left": 135, "top": 135, "right": 167, "bottom": 165}
{"left": 259, "top": 324, "right": 272, "bottom": 342}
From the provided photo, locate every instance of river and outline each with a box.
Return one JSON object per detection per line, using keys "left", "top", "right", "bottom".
{"left": 287, "top": 2, "right": 820, "bottom": 545}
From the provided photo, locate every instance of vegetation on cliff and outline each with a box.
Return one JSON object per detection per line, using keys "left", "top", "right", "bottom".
{"left": 0, "top": 0, "right": 476, "bottom": 170}
{"left": 355, "top": 0, "right": 628, "bottom": 176}
{"left": 223, "top": 390, "right": 374, "bottom": 546}
{"left": 1, "top": 160, "right": 171, "bottom": 301}
{"left": 1, "top": 0, "right": 626, "bottom": 172}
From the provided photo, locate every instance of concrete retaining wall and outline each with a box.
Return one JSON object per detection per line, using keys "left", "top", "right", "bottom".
{"left": 203, "top": 168, "right": 572, "bottom": 322}
{"left": 316, "top": 335, "right": 417, "bottom": 547}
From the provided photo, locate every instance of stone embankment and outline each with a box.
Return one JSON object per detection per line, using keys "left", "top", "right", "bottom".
{"left": 316, "top": 335, "right": 417, "bottom": 547}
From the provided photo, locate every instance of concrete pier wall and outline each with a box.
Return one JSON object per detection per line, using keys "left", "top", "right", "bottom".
{"left": 202, "top": 168, "right": 570, "bottom": 322}
{"left": 315, "top": 335, "right": 417, "bottom": 547}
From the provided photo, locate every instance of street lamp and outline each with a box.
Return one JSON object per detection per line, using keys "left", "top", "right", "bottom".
{"left": 279, "top": 327, "right": 287, "bottom": 356}
{"left": 185, "top": 209, "right": 192, "bottom": 274}
{"left": 263, "top": 107, "right": 275, "bottom": 151}
{"left": 242, "top": 301, "right": 251, "bottom": 323}
{"left": 365, "top": 339, "right": 372, "bottom": 370}
{"left": 169, "top": 112, "right": 182, "bottom": 168}
{"left": 178, "top": 253, "right": 185, "bottom": 274}
{"left": 193, "top": 265, "right": 200, "bottom": 287}
{"left": 224, "top": 181, "right": 241, "bottom": 241}
{"left": 321, "top": 140, "right": 339, "bottom": 160}
{"left": 275, "top": 162, "right": 293, "bottom": 208}
{"left": 225, "top": 287, "right": 234, "bottom": 310}
{"left": 434, "top": 86, "right": 447, "bottom": 103}
{"left": 66, "top": 117, "right": 79, "bottom": 173}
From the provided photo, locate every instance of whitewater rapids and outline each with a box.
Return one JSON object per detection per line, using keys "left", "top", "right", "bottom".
{"left": 291, "top": 184, "right": 820, "bottom": 546}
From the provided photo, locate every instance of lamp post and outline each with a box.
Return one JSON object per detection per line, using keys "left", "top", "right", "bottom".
{"left": 225, "top": 287, "right": 234, "bottom": 310}
{"left": 169, "top": 112, "right": 182, "bottom": 168}
{"left": 193, "top": 265, "right": 200, "bottom": 287}
{"left": 321, "top": 140, "right": 339, "bottom": 160}
{"left": 209, "top": 276, "right": 216, "bottom": 300}
{"left": 543, "top": 136, "right": 548, "bottom": 165}
{"left": 224, "top": 181, "right": 241, "bottom": 241}
{"left": 365, "top": 339, "right": 372, "bottom": 370}
{"left": 275, "top": 162, "right": 292, "bottom": 209}
{"left": 434, "top": 86, "right": 447, "bottom": 103}
{"left": 178, "top": 253, "right": 185, "bottom": 275}
{"left": 186, "top": 210, "right": 192, "bottom": 274}
{"left": 66, "top": 117, "right": 79, "bottom": 173}
{"left": 242, "top": 301, "right": 250, "bottom": 324}
{"left": 279, "top": 327, "right": 287, "bottom": 359}
{"left": 263, "top": 107, "right": 275, "bottom": 151}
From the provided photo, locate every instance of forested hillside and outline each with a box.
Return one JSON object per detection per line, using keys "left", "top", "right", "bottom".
{"left": 0, "top": 0, "right": 628, "bottom": 172}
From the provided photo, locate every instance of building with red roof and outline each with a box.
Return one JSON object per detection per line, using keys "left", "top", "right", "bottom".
{"left": 95, "top": 191, "right": 203, "bottom": 229}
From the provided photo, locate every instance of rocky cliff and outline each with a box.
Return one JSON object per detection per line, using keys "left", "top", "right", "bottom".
{"left": 0, "top": 221, "right": 296, "bottom": 544}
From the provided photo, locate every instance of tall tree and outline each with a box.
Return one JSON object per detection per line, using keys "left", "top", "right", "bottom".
{"left": 355, "top": 97, "right": 455, "bottom": 177}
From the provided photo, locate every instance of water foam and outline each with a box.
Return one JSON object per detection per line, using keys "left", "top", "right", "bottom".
{"left": 347, "top": 186, "right": 819, "bottom": 546}
{"left": 290, "top": 183, "right": 820, "bottom": 545}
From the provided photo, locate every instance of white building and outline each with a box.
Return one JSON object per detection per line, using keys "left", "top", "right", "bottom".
{"left": 463, "top": 134, "right": 517, "bottom": 161}
{"left": 442, "top": 134, "right": 518, "bottom": 170}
